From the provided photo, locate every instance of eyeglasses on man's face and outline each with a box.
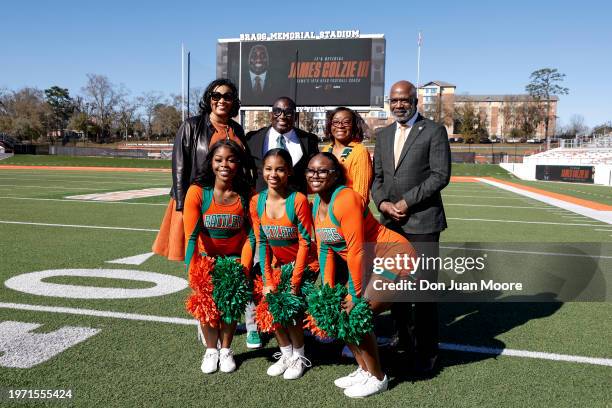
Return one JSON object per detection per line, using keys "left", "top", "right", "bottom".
{"left": 272, "top": 107, "right": 295, "bottom": 118}
{"left": 210, "top": 92, "right": 235, "bottom": 102}
{"left": 305, "top": 168, "right": 336, "bottom": 178}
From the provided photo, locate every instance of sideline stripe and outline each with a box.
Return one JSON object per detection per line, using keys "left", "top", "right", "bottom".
{"left": 0, "top": 220, "right": 158, "bottom": 232}
{"left": 439, "top": 343, "right": 612, "bottom": 367}
{"left": 0, "top": 301, "right": 609, "bottom": 367}
{"left": 0, "top": 196, "right": 166, "bottom": 206}
{"left": 0, "top": 165, "right": 170, "bottom": 173}
{"left": 479, "top": 177, "right": 612, "bottom": 211}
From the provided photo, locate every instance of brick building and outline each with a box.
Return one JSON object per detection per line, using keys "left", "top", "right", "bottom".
{"left": 239, "top": 80, "right": 560, "bottom": 140}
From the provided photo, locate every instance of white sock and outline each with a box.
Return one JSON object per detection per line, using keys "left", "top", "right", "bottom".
{"left": 280, "top": 345, "right": 293, "bottom": 358}
{"left": 220, "top": 347, "right": 230, "bottom": 354}
{"left": 205, "top": 347, "right": 218, "bottom": 354}
{"left": 293, "top": 345, "right": 305, "bottom": 358}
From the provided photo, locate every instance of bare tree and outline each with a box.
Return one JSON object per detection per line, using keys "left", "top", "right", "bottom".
{"left": 455, "top": 102, "right": 478, "bottom": 142}
{"left": 152, "top": 104, "right": 181, "bottom": 140}
{"left": 0, "top": 88, "right": 51, "bottom": 142}
{"left": 137, "top": 91, "right": 163, "bottom": 140}
{"left": 567, "top": 114, "right": 589, "bottom": 137}
{"left": 117, "top": 95, "right": 138, "bottom": 141}
{"left": 81, "top": 74, "right": 124, "bottom": 142}
{"left": 189, "top": 87, "right": 204, "bottom": 117}
{"left": 298, "top": 111, "right": 317, "bottom": 133}
{"left": 515, "top": 101, "right": 543, "bottom": 137}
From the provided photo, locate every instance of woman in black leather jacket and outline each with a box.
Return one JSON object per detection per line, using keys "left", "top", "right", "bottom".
{"left": 153, "top": 78, "right": 256, "bottom": 261}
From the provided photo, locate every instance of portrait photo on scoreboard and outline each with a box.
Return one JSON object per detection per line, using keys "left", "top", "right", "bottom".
{"left": 217, "top": 37, "right": 385, "bottom": 107}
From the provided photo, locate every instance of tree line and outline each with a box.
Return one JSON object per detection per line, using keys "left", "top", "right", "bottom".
{"left": 0, "top": 74, "right": 204, "bottom": 144}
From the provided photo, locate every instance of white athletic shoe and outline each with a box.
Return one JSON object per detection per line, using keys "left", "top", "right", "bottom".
{"left": 201, "top": 349, "right": 219, "bottom": 374}
{"left": 334, "top": 367, "right": 368, "bottom": 389}
{"left": 283, "top": 355, "right": 311, "bottom": 380}
{"left": 219, "top": 349, "right": 236, "bottom": 373}
{"left": 266, "top": 352, "right": 291, "bottom": 376}
{"left": 344, "top": 373, "right": 388, "bottom": 398}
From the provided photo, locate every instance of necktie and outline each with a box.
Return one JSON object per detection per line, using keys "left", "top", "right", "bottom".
{"left": 254, "top": 76, "right": 262, "bottom": 93}
{"left": 277, "top": 134, "right": 287, "bottom": 150}
{"left": 394, "top": 126, "right": 408, "bottom": 168}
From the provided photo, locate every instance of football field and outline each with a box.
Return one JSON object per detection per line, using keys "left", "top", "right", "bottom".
{"left": 0, "top": 159, "right": 611, "bottom": 407}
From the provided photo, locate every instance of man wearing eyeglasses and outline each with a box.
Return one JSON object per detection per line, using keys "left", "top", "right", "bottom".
{"left": 372, "top": 80, "right": 451, "bottom": 375}
{"left": 246, "top": 96, "right": 319, "bottom": 193}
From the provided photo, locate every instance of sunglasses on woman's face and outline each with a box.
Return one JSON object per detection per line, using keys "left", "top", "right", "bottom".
{"left": 210, "top": 92, "right": 235, "bottom": 102}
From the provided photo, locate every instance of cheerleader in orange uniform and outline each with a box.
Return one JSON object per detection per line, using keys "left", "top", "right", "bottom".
{"left": 307, "top": 152, "right": 416, "bottom": 399}
{"left": 183, "top": 139, "right": 255, "bottom": 374}
{"left": 249, "top": 148, "right": 319, "bottom": 380}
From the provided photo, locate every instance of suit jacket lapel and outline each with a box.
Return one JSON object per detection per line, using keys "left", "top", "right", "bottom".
{"left": 395, "top": 115, "right": 426, "bottom": 172}
{"left": 383, "top": 124, "right": 396, "bottom": 175}
{"left": 294, "top": 128, "right": 307, "bottom": 158}
{"left": 253, "top": 126, "right": 270, "bottom": 160}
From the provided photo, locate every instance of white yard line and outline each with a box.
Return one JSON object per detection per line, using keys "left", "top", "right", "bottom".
{"left": 0, "top": 184, "right": 109, "bottom": 191}
{"left": 440, "top": 245, "right": 612, "bottom": 259}
{"left": 0, "top": 302, "right": 196, "bottom": 326}
{"left": 443, "top": 195, "right": 533, "bottom": 200}
{"left": 477, "top": 178, "right": 612, "bottom": 224}
{"left": 0, "top": 177, "right": 169, "bottom": 186}
{"left": 447, "top": 217, "right": 603, "bottom": 227}
{"left": 0, "top": 301, "right": 609, "bottom": 367}
{"left": 0, "top": 196, "right": 166, "bottom": 206}
{"left": 446, "top": 204, "right": 552, "bottom": 210}
{"left": 439, "top": 343, "right": 612, "bottom": 367}
{"left": 0, "top": 220, "right": 158, "bottom": 232}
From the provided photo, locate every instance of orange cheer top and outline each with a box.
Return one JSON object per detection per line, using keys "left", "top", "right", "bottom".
{"left": 183, "top": 185, "right": 255, "bottom": 271}
{"left": 209, "top": 124, "right": 244, "bottom": 148}
{"left": 250, "top": 190, "right": 318, "bottom": 288}
{"left": 313, "top": 186, "right": 415, "bottom": 298}
{"left": 322, "top": 141, "right": 373, "bottom": 204}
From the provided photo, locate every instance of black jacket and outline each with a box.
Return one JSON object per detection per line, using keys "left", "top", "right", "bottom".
{"left": 372, "top": 114, "right": 451, "bottom": 234}
{"left": 171, "top": 113, "right": 254, "bottom": 211}
{"left": 246, "top": 126, "right": 319, "bottom": 193}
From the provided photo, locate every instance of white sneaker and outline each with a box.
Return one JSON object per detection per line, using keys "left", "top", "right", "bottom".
{"left": 283, "top": 355, "right": 311, "bottom": 380}
{"left": 266, "top": 352, "right": 291, "bottom": 376}
{"left": 344, "top": 373, "right": 388, "bottom": 398}
{"left": 201, "top": 349, "right": 219, "bottom": 374}
{"left": 219, "top": 349, "right": 236, "bottom": 373}
{"left": 334, "top": 367, "right": 368, "bottom": 389}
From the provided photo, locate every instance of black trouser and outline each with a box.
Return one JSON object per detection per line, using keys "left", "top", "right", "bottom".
{"left": 391, "top": 231, "right": 440, "bottom": 359}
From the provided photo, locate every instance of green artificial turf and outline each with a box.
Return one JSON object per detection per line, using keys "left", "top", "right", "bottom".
{"left": 0, "top": 165, "right": 611, "bottom": 408}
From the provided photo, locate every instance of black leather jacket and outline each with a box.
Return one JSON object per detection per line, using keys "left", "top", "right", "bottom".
{"left": 171, "top": 113, "right": 254, "bottom": 211}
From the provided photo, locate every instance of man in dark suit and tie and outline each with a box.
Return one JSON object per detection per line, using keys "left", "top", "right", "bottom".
{"left": 372, "top": 80, "right": 451, "bottom": 374}
{"left": 246, "top": 96, "right": 319, "bottom": 193}
{"left": 241, "top": 44, "right": 275, "bottom": 106}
